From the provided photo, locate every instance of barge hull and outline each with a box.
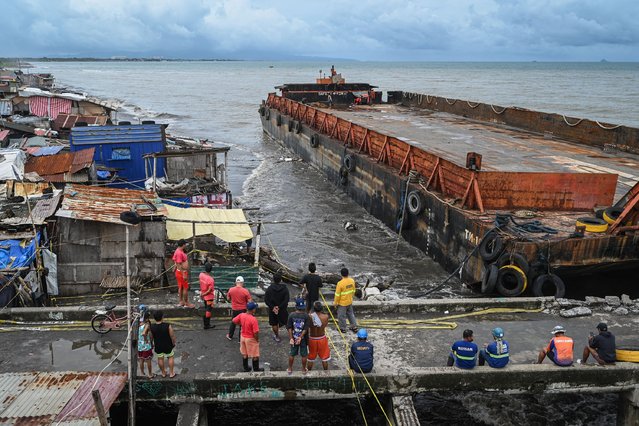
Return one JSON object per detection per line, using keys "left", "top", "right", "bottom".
{"left": 260, "top": 94, "right": 639, "bottom": 293}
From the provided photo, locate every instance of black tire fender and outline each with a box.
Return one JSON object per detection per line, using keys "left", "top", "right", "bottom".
{"left": 407, "top": 190, "right": 424, "bottom": 215}
{"left": 481, "top": 263, "right": 499, "bottom": 294}
{"left": 531, "top": 273, "right": 566, "bottom": 298}
{"left": 496, "top": 265, "right": 527, "bottom": 297}
{"left": 343, "top": 154, "right": 355, "bottom": 172}
{"left": 479, "top": 231, "right": 504, "bottom": 262}
{"left": 276, "top": 114, "right": 282, "bottom": 126}
{"left": 603, "top": 207, "right": 624, "bottom": 225}
{"left": 295, "top": 121, "right": 302, "bottom": 134}
{"left": 496, "top": 252, "right": 530, "bottom": 277}
{"left": 310, "top": 133, "right": 320, "bottom": 148}
{"left": 258, "top": 106, "right": 265, "bottom": 116}
{"left": 264, "top": 108, "right": 270, "bottom": 120}
{"left": 288, "top": 120, "right": 294, "bottom": 132}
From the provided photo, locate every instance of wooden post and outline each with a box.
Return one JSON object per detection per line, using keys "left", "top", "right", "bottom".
{"left": 152, "top": 156, "right": 157, "bottom": 193}
{"left": 253, "top": 223, "right": 262, "bottom": 267}
{"left": 192, "top": 222, "right": 197, "bottom": 253}
{"left": 91, "top": 389, "right": 109, "bottom": 426}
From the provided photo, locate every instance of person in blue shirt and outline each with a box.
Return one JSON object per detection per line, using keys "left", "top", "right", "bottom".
{"left": 447, "top": 329, "right": 478, "bottom": 369}
{"left": 349, "top": 328, "right": 374, "bottom": 373}
{"left": 479, "top": 327, "right": 510, "bottom": 368}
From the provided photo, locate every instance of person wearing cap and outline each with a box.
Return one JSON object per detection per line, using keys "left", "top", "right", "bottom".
{"left": 307, "top": 301, "right": 331, "bottom": 371}
{"left": 478, "top": 327, "right": 509, "bottom": 368}
{"left": 537, "top": 325, "right": 574, "bottom": 366}
{"left": 232, "top": 301, "right": 263, "bottom": 372}
{"left": 349, "top": 328, "right": 374, "bottom": 373}
{"left": 264, "top": 273, "right": 289, "bottom": 342}
{"left": 334, "top": 267, "right": 358, "bottom": 334}
{"left": 199, "top": 263, "right": 216, "bottom": 330}
{"left": 172, "top": 239, "right": 194, "bottom": 308}
{"left": 226, "top": 276, "right": 253, "bottom": 341}
{"left": 581, "top": 322, "right": 616, "bottom": 365}
{"left": 286, "top": 297, "right": 311, "bottom": 374}
{"left": 447, "top": 329, "right": 478, "bottom": 369}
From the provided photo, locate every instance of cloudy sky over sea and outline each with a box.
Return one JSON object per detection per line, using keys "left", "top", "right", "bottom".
{"left": 4, "top": 0, "right": 639, "bottom": 61}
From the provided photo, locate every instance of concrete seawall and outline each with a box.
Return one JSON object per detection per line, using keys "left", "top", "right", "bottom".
{"left": 0, "top": 297, "right": 554, "bottom": 322}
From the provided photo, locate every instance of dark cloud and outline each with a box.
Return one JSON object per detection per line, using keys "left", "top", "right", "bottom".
{"left": 2, "top": 0, "right": 637, "bottom": 60}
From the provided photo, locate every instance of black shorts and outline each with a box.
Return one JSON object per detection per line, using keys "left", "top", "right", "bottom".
{"left": 268, "top": 308, "right": 288, "bottom": 326}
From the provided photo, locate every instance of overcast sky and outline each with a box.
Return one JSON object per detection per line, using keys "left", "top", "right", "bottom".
{"left": 3, "top": 0, "right": 638, "bottom": 61}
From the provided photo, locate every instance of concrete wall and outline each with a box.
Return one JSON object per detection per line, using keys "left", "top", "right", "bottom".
{"left": 55, "top": 217, "right": 166, "bottom": 295}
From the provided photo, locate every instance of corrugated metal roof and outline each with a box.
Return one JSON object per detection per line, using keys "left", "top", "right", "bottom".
{"left": 56, "top": 183, "right": 167, "bottom": 224}
{"left": 53, "top": 114, "right": 108, "bottom": 131}
{"left": 24, "top": 149, "right": 94, "bottom": 183}
{"left": 69, "top": 147, "right": 95, "bottom": 174}
{"left": 31, "top": 146, "right": 65, "bottom": 157}
{"left": 55, "top": 373, "right": 126, "bottom": 421}
{"left": 0, "top": 372, "right": 126, "bottom": 425}
{"left": 70, "top": 124, "right": 165, "bottom": 146}
{"left": 26, "top": 152, "right": 74, "bottom": 176}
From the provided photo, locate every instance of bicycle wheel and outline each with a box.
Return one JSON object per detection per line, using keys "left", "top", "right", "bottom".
{"left": 91, "top": 314, "right": 111, "bottom": 334}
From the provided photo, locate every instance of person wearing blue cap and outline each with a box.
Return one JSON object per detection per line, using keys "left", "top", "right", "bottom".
{"left": 286, "top": 297, "right": 310, "bottom": 374}
{"left": 232, "top": 301, "right": 263, "bottom": 372}
{"left": 349, "top": 328, "right": 374, "bottom": 373}
{"left": 479, "top": 327, "right": 510, "bottom": 368}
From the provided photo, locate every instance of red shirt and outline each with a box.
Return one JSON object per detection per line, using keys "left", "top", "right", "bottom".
{"left": 227, "top": 286, "right": 251, "bottom": 310}
{"left": 172, "top": 248, "right": 188, "bottom": 267}
{"left": 199, "top": 273, "right": 215, "bottom": 301}
{"left": 232, "top": 312, "right": 259, "bottom": 338}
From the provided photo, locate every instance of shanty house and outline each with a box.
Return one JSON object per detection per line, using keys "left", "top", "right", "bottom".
{"left": 54, "top": 184, "right": 167, "bottom": 296}
{"left": 70, "top": 124, "right": 166, "bottom": 187}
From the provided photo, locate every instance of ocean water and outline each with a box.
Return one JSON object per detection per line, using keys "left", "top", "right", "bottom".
{"left": 27, "top": 60, "right": 637, "bottom": 426}
{"left": 28, "top": 61, "right": 639, "bottom": 299}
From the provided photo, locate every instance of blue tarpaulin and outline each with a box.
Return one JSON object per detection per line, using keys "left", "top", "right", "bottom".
{"left": 0, "top": 235, "right": 38, "bottom": 270}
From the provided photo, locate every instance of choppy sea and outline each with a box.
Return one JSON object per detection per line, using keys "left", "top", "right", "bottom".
{"left": 29, "top": 61, "right": 638, "bottom": 425}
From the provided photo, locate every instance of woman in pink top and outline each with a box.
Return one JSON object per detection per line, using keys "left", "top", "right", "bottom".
{"left": 226, "top": 276, "right": 252, "bottom": 341}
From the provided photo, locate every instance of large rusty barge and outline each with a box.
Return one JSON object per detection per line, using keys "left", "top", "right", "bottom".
{"left": 260, "top": 72, "right": 639, "bottom": 298}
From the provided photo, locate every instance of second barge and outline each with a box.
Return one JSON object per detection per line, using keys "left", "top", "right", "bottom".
{"left": 260, "top": 71, "right": 639, "bottom": 298}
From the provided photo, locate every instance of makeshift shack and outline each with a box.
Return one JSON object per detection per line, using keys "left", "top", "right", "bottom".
{"left": 54, "top": 184, "right": 167, "bottom": 296}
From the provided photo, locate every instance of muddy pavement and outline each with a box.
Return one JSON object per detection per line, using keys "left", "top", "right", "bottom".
{"left": 2, "top": 309, "right": 637, "bottom": 375}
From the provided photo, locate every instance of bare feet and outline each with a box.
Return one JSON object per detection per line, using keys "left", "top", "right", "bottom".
{"left": 169, "top": 372, "right": 177, "bottom": 378}
{"left": 185, "top": 303, "right": 195, "bottom": 308}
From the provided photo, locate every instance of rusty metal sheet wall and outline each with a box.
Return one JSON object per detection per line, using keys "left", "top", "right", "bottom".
{"left": 267, "top": 94, "right": 618, "bottom": 211}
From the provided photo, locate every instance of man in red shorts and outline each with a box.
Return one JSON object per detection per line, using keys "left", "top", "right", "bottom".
{"left": 307, "top": 301, "right": 331, "bottom": 371}
{"left": 199, "top": 263, "right": 215, "bottom": 329}
{"left": 172, "top": 239, "right": 194, "bottom": 308}
{"left": 232, "top": 301, "right": 264, "bottom": 372}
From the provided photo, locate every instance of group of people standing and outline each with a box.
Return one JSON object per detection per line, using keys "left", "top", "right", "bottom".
{"left": 226, "top": 262, "right": 372, "bottom": 374}
{"left": 447, "top": 322, "right": 616, "bottom": 369}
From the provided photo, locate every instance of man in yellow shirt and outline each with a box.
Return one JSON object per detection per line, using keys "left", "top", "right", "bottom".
{"left": 333, "top": 268, "right": 358, "bottom": 333}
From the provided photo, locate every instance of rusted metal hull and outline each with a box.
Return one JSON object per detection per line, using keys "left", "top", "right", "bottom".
{"left": 260, "top": 93, "right": 639, "bottom": 294}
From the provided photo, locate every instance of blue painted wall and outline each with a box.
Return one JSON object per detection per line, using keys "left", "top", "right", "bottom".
{"left": 70, "top": 124, "right": 166, "bottom": 188}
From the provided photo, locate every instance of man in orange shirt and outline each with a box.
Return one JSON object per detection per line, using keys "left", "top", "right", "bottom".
{"left": 199, "top": 263, "right": 215, "bottom": 330}
{"left": 537, "top": 325, "right": 574, "bottom": 366}
{"left": 172, "top": 239, "right": 194, "bottom": 308}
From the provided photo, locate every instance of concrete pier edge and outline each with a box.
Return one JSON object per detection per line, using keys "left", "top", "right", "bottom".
{"left": 1, "top": 297, "right": 555, "bottom": 322}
